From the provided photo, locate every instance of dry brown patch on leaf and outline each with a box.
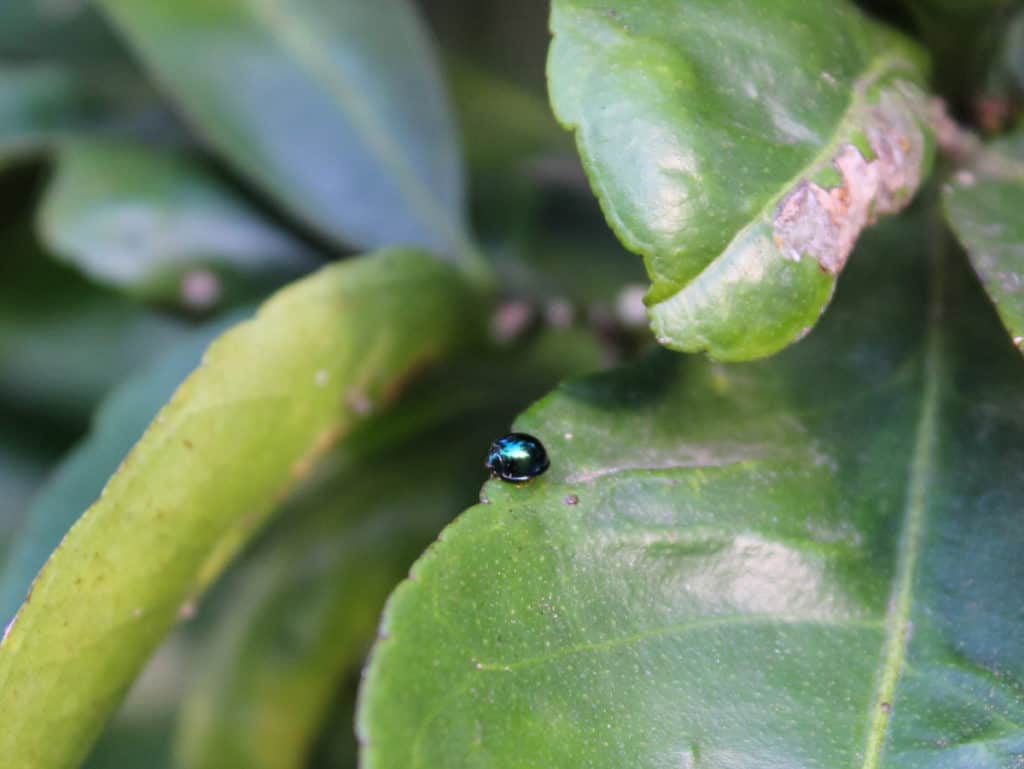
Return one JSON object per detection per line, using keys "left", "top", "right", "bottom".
{"left": 773, "top": 85, "right": 926, "bottom": 274}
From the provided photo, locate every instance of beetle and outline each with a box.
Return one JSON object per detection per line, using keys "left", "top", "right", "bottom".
{"left": 485, "top": 433, "right": 550, "bottom": 483}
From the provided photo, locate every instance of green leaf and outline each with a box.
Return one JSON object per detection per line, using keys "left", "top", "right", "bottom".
{"left": 0, "top": 316, "right": 239, "bottom": 625}
{"left": 38, "top": 140, "right": 317, "bottom": 307}
{"left": 96, "top": 0, "right": 473, "bottom": 264}
{"left": 548, "top": 0, "right": 935, "bottom": 360}
{"left": 176, "top": 337, "right": 602, "bottom": 769}
{"left": 358, "top": 214, "right": 1024, "bottom": 768}
{"left": 943, "top": 132, "right": 1024, "bottom": 351}
{"left": 0, "top": 248, "right": 482, "bottom": 769}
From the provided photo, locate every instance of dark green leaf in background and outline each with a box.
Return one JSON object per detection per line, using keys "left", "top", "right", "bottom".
{"left": 944, "top": 131, "right": 1024, "bottom": 351}
{"left": 0, "top": 248, "right": 482, "bottom": 769}
{"left": 0, "top": 227, "right": 186, "bottom": 426}
{"left": 0, "top": 414, "right": 67, "bottom": 564}
{"left": 38, "top": 140, "right": 317, "bottom": 308}
{"left": 902, "top": 0, "right": 1020, "bottom": 126}
{"left": 96, "top": 0, "right": 476, "bottom": 267}
{"left": 0, "top": 65, "right": 116, "bottom": 168}
{"left": 548, "top": 0, "right": 935, "bottom": 360}
{"left": 447, "top": 57, "right": 570, "bottom": 174}
{"left": 359, "top": 213, "right": 1024, "bottom": 767}
{"left": 0, "top": 0, "right": 123, "bottom": 63}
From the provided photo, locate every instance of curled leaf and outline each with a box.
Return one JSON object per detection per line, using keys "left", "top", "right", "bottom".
{"left": 548, "top": 0, "right": 935, "bottom": 359}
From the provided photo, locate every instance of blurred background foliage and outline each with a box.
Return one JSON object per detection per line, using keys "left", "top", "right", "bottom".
{"left": 0, "top": 0, "right": 1021, "bottom": 767}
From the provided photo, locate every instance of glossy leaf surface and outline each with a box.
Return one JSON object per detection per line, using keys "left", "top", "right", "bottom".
{"left": 0, "top": 248, "right": 482, "bottom": 769}
{"left": 943, "top": 131, "right": 1024, "bottom": 351}
{"left": 359, "top": 216, "right": 1024, "bottom": 768}
{"left": 96, "top": 0, "right": 471, "bottom": 261}
{"left": 548, "top": 0, "right": 935, "bottom": 359}
{"left": 39, "top": 141, "right": 316, "bottom": 306}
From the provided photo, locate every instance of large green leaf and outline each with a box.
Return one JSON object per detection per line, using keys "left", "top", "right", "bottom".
{"left": 0, "top": 316, "right": 239, "bottom": 625}
{"left": 548, "top": 0, "right": 935, "bottom": 360}
{"left": 176, "top": 335, "right": 603, "bottom": 769}
{"left": 0, "top": 248, "right": 482, "bottom": 769}
{"left": 96, "top": 0, "right": 474, "bottom": 266}
{"left": 358, "top": 214, "right": 1024, "bottom": 767}
{"left": 943, "top": 131, "right": 1024, "bottom": 351}
{"left": 38, "top": 140, "right": 316, "bottom": 307}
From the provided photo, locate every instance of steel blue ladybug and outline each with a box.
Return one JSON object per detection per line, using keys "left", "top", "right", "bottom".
{"left": 485, "top": 433, "right": 549, "bottom": 483}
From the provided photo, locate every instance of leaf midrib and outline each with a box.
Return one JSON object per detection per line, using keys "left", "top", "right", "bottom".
{"left": 656, "top": 50, "right": 919, "bottom": 304}
{"left": 860, "top": 255, "right": 944, "bottom": 768}
{"left": 243, "top": 0, "right": 471, "bottom": 259}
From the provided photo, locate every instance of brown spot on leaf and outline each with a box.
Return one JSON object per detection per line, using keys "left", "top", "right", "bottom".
{"left": 773, "top": 84, "right": 926, "bottom": 274}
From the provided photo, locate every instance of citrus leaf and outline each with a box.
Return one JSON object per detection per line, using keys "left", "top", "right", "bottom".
{"left": 0, "top": 248, "right": 483, "bottom": 769}
{"left": 96, "top": 0, "right": 472, "bottom": 263}
{"left": 358, "top": 215, "right": 1024, "bottom": 768}
{"left": 38, "top": 140, "right": 317, "bottom": 308}
{"left": 0, "top": 316, "right": 240, "bottom": 625}
{"left": 943, "top": 131, "right": 1024, "bottom": 351}
{"left": 176, "top": 337, "right": 603, "bottom": 769}
{"left": 548, "top": 0, "right": 935, "bottom": 360}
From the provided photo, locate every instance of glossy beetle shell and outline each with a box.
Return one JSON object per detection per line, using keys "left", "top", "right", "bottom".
{"left": 485, "top": 433, "right": 550, "bottom": 483}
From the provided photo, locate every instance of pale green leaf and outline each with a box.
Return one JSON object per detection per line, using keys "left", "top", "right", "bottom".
{"left": 0, "top": 316, "right": 239, "bottom": 625}
{"left": 0, "top": 248, "right": 482, "bottom": 769}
